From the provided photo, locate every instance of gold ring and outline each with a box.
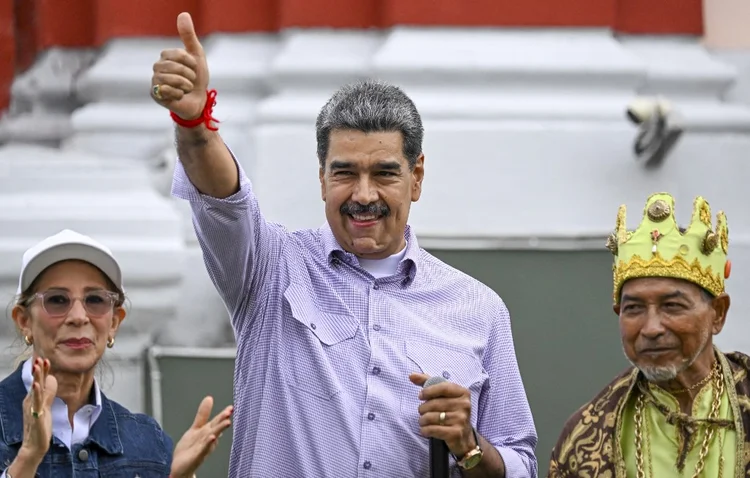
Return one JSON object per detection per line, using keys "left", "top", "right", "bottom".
{"left": 31, "top": 408, "right": 43, "bottom": 419}
{"left": 152, "top": 84, "right": 163, "bottom": 100}
{"left": 439, "top": 411, "right": 446, "bottom": 425}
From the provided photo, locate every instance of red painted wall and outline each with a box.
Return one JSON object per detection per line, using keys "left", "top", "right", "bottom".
{"left": 0, "top": 0, "right": 13, "bottom": 112}
{"left": 616, "top": 0, "right": 703, "bottom": 35}
{"left": 0, "top": 0, "right": 703, "bottom": 113}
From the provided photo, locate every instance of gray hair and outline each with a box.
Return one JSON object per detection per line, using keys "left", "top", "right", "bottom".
{"left": 315, "top": 79, "right": 424, "bottom": 170}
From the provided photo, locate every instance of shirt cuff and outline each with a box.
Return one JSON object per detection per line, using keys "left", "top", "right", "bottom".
{"left": 170, "top": 147, "right": 253, "bottom": 207}
{"left": 496, "top": 446, "right": 530, "bottom": 478}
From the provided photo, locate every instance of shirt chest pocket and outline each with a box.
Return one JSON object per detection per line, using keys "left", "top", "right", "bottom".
{"left": 281, "top": 284, "right": 360, "bottom": 401}
{"left": 400, "top": 341, "right": 489, "bottom": 434}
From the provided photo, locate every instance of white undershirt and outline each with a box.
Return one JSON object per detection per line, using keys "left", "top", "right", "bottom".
{"left": 356, "top": 241, "right": 408, "bottom": 278}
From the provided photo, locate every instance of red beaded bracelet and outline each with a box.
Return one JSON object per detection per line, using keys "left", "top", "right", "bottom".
{"left": 170, "top": 89, "right": 220, "bottom": 131}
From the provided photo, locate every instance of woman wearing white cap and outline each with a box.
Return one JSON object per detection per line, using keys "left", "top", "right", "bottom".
{"left": 0, "top": 229, "right": 232, "bottom": 477}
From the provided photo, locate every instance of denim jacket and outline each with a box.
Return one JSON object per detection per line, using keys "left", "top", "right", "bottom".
{"left": 0, "top": 365, "right": 173, "bottom": 477}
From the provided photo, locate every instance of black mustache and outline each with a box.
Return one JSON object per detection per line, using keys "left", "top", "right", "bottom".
{"left": 340, "top": 202, "right": 390, "bottom": 217}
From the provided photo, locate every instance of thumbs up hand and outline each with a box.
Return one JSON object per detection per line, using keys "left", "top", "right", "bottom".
{"left": 151, "top": 12, "right": 209, "bottom": 121}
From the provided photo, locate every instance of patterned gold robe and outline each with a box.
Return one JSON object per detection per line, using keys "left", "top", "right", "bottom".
{"left": 548, "top": 351, "right": 750, "bottom": 477}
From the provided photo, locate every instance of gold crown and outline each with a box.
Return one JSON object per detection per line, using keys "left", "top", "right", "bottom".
{"left": 608, "top": 193, "right": 730, "bottom": 304}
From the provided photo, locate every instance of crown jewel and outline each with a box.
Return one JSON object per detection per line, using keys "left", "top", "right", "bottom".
{"left": 609, "top": 193, "right": 730, "bottom": 304}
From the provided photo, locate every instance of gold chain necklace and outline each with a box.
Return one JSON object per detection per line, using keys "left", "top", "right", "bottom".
{"left": 668, "top": 369, "right": 715, "bottom": 394}
{"left": 633, "top": 362, "right": 724, "bottom": 478}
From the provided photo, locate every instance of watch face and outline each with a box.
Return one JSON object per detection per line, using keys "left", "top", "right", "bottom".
{"left": 463, "top": 452, "right": 483, "bottom": 469}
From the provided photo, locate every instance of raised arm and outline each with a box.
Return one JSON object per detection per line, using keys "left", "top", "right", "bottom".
{"left": 150, "top": 12, "right": 286, "bottom": 332}
{"left": 153, "top": 12, "right": 237, "bottom": 198}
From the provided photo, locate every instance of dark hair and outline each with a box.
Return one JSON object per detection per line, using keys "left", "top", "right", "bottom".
{"left": 699, "top": 287, "right": 715, "bottom": 302}
{"left": 315, "top": 79, "right": 424, "bottom": 170}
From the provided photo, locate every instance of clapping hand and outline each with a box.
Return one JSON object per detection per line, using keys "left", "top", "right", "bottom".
{"left": 170, "top": 396, "right": 233, "bottom": 478}
{"left": 19, "top": 357, "right": 57, "bottom": 466}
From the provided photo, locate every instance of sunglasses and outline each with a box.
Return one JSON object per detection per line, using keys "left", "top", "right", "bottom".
{"left": 27, "top": 289, "right": 120, "bottom": 317}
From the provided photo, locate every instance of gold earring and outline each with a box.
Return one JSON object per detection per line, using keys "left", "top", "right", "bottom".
{"left": 107, "top": 337, "right": 115, "bottom": 348}
{"left": 23, "top": 335, "right": 32, "bottom": 346}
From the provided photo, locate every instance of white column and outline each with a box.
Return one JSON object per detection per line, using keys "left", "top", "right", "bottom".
{"left": 0, "top": 143, "right": 185, "bottom": 411}
{"left": 718, "top": 52, "right": 750, "bottom": 108}
{"left": 67, "top": 39, "right": 185, "bottom": 159}
{"left": 0, "top": 49, "right": 97, "bottom": 146}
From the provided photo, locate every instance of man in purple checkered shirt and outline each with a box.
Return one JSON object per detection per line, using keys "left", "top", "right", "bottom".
{"left": 152, "top": 12, "right": 537, "bottom": 478}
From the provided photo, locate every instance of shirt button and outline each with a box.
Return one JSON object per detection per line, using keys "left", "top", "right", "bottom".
{"left": 373, "top": 284, "right": 379, "bottom": 290}
{"left": 372, "top": 324, "right": 381, "bottom": 332}
{"left": 310, "top": 323, "right": 317, "bottom": 330}
{"left": 367, "top": 412, "right": 375, "bottom": 421}
{"left": 363, "top": 461, "right": 372, "bottom": 469}
{"left": 442, "top": 371, "right": 451, "bottom": 380}
{"left": 78, "top": 449, "right": 89, "bottom": 461}
{"left": 372, "top": 367, "right": 381, "bottom": 375}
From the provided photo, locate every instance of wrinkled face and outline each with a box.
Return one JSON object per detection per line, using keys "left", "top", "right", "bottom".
{"left": 12, "top": 260, "right": 125, "bottom": 375}
{"left": 615, "top": 277, "right": 729, "bottom": 382}
{"left": 320, "top": 129, "right": 424, "bottom": 259}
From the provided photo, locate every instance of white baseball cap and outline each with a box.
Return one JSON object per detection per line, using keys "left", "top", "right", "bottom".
{"left": 17, "top": 229, "right": 123, "bottom": 295}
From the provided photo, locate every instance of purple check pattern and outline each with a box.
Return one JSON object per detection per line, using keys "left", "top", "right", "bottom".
{"left": 172, "top": 155, "right": 538, "bottom": 478}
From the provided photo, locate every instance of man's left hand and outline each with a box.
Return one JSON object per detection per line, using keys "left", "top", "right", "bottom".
{"left": 409, "top": 373, "right": 476, "bottom": 457}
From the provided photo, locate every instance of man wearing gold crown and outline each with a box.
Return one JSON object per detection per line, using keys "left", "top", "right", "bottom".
{"left": 548, "top": 192, "right": 750, "bottom": 478}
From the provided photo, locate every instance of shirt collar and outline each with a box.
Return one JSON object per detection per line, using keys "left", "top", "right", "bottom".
{"left": 320, "top": 222, "right": 420, "bottom": 281}
{"left": 21, "top": 357, "right": 103, "bottom": 410}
